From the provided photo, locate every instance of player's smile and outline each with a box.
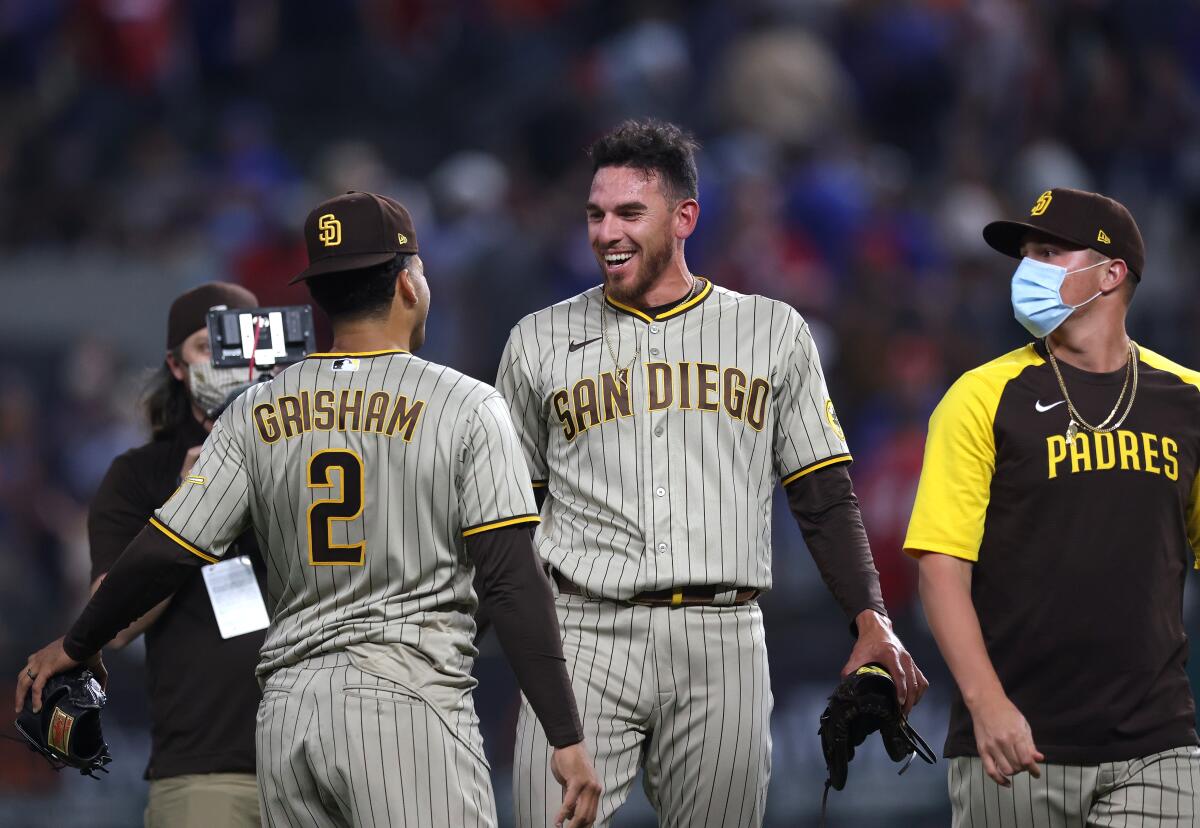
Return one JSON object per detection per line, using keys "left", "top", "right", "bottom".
{"left": 600, "top": 248, "right": 637, "bottom": 276}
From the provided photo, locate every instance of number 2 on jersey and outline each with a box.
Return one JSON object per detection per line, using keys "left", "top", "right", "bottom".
{"left": 307, "top": 449, "right": 365, "bottom": 566}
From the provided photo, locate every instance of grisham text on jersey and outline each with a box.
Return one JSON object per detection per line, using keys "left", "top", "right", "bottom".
{"left": 552, "top": 361, "right": 771, "bottom": 442}
{"left": 253, "top": 389, "right": 425, "bottom": 444}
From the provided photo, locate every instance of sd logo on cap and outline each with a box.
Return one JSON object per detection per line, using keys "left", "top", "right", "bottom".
{"left": 291, "top": 192, "right": 419, "bottom": 284}
{"left": 983, "top": 187, "right": 1145, "bottom": 280}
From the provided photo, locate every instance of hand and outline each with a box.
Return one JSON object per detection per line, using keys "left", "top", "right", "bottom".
{"left": 14, "top": 638, "right": 106, "bottom": 713}
{"left": 842, "top": 610, "right": 928, "bottom": 716}
{"left": 969, "top": 690, "right": 1043, "bottom": 786}
{"left": 180, "top": 445, "right": 203, "bottom": 478}
{"left": 550, "top": 742, "right": 602, "bottom": 828}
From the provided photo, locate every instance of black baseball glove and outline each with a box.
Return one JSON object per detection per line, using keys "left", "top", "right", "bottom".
{"left": 819, "top": 664, "right": 935, "bottom": 792}
{"left": 14, "top": 666, "right": 112, "bottom": 778}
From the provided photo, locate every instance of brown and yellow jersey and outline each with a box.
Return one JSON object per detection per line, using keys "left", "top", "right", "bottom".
{"left": 905, "top": 341, "right": 1200, "bottom": 764}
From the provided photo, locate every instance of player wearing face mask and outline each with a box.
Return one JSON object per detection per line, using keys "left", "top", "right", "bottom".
{"left": 905, "top": 188, "right": 1200, "bottom": 827}
{"left": 1010, "top": 254, "right": 1111, "bottom": 339}
{"left": 86, "top": 282, "right": 268, "bottom": 828}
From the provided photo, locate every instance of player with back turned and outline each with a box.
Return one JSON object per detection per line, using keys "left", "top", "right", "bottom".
{"left": 497, "top": 119, "right": 927, "bottom": 827}
{"left": 907, "top": 188, "right": 1200, "bottom": 825}
{"left": 17, "top": 191, "right": 601, "bottom": 828}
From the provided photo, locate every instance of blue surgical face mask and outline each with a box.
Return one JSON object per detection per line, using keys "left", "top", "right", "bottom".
{"left": 1010, "top": 256, "right": 1110, "bottom": 338}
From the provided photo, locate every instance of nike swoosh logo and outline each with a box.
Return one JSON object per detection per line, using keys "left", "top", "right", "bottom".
{"left": 568, "top": 337, "right": 601, "bottom": 353}
{"left": 1035, "top": 400, "right": 1066, "bottom": 412}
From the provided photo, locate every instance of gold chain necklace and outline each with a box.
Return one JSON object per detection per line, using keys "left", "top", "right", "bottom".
{"left": 1045, "top": 338, "right": 1138, "bottom": 441}
{"left": 601, "top": 276, "right": 699, "bottom": 387}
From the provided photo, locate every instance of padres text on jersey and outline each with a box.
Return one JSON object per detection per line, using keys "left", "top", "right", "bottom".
{"left": 905, "top": 342, "right": 1200, "bottom": 764}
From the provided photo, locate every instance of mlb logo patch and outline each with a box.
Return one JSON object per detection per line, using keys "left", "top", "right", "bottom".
{"left": 331, "top": 358, "right": 360, "bottom": 372}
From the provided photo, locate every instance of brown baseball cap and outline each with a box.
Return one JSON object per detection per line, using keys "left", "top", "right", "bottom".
{"left": 167, "top": 282, "right": 258, "bottom": 349}
{"left": 983, "top": 187, "right": 1145, "bottom": 279}
{"left": 290, "top": 191, "right": 419, "bottom": 284}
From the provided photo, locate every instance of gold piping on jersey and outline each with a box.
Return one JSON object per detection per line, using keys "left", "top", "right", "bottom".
{"left": 149, "top": 517, "right": 219, "bottom": 564}
{"left": 530, "top": 480, "right": 548, "bottom": 488}
{"left": 781, "top": 453, "right": 853, "bottom": 487}
{"left": 604, "top": 277, "right": 714, "bottom": 323}
{"left": 305, "top": 349, "right": 410, "bottom": 359}
{"left": 461, "top": 513, "right": 541, "bottom": 537}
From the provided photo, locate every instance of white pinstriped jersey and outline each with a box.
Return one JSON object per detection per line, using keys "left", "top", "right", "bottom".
{"left": 496, "top": 278, "right": 849, "bottom": 600}
{"left": 152, "top": 349, "right": 539, "bottom": 686}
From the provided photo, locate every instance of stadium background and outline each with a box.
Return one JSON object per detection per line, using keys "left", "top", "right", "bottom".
{"left": 2, "top": 1, "right": 1200, "bottom": 825}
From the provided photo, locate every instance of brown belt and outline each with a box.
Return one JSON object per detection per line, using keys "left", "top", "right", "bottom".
{"left": 551, "top": 569, "right": 760, "bottom": 608}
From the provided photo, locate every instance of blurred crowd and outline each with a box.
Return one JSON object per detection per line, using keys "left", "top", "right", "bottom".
{"left": 3, "top": 0, "right": 1200, "bottom": 824}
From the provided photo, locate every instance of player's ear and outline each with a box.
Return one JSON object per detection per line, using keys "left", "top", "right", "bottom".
{"left": 674, "top": 198, "right": 699, "bottom": 241}
{"left": 1100, "top": 259, "right": 1129, "bottom": 296}
{"left": 395, "top": 265, "right": 418, "bottom": 307}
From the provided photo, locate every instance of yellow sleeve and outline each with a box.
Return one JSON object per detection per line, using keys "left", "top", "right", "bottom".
{"left": 903, "top": 372, "right": 1003, "bottom": 562}
{"left": 1187, "top": 473, "right": 1200, "bottom": 570}
{"left": 1140, "top": 346, "right": 1200, "bottom": 570}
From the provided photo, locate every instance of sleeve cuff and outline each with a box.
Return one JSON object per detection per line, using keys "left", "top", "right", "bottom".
{"left": 548, "top": 729, "right": 585, "bottom": 749}
{"left": 903, "top": 541, "right": 979, "bottom": 562}
{"left": 849, "top": 603, "right": 890, "bottom": 639}
{"left": 462, "top": 514, "right": 540, "bottom": 538}
{"left": 781, "top": 453, "right": 853, "bottom": 487}
{"left": 149, "top": 517, "right": 219, "bottom": 564}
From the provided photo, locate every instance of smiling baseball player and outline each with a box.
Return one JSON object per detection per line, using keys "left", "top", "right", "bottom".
{"left": 498, "top": 119, "right": 927, "bottom": 827}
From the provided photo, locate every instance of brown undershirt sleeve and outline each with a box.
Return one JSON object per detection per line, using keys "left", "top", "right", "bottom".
{"left": 469, "top": 524, "right": 582, "bottom": 748}
{"left": 64, "top": 524, "right": 207, "bottom": 661}
{"left": 475, "top": 487, "right": 548, "bottom": 644}
{"left": 786, "top": 463, "right": 887, "bottom": 634}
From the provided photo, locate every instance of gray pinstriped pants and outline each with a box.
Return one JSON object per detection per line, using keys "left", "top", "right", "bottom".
{"left": 513, "top": 591, "right": 772, "bottom": 828}
{"left": 255, "top": 653, "right": 497, "bottom": 828}
{"left": 950, "top": 747, "right": 1200, "bottom": 827}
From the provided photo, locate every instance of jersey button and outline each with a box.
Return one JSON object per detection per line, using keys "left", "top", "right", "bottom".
{"left": 650, "top": 347, "right": 660, "bottom": 356}
{"left": 657, "top": 542, "right": 668, "bottom": 553}
{"left": 655, "top": 487, "right": 666, "bottom": 497}
{"left": 654, "top": 426, "right": 664, "bottom": 437}
{"left": 650, "top": 325, "right": 660, "bottom": 334}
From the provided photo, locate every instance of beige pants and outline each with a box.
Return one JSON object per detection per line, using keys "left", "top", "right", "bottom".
{"left": 256, "top": 652, "right": 496, "bottom": 828}
{"left": 145, "top": 772, "right": 260, "bottom": 828}
{"left": 950, "top": 746, "right": 1200, "bottom": 827}
{"left": 513, "top": 592, "right": 772, "bottom": 828}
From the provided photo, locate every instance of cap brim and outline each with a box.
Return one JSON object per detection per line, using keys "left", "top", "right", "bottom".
{"left": 289, "top": 251, "right": 399, "bottom": 284}
{"left": 982, "top": 220, "right": 1091, "bottom": 260}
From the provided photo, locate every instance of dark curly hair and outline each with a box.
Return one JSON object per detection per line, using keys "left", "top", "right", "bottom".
{"left": 587, "top": 119, "right": 700, "bottom": 203}
{"left": 306, "top": 253, "right": 411, "bottom": 323}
